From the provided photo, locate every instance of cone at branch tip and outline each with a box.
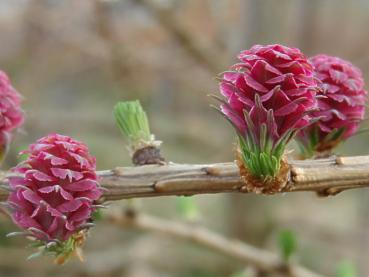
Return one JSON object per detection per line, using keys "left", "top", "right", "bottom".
{"left": 7, "top": 134, "right": 102, "bottom": 264}
{"left": 297, "top": 54, "right": 367, "bottom": 158}
{"left": 216, "top": 44, "right": 318, "bottom": 192}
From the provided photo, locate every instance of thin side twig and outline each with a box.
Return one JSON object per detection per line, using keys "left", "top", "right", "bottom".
{"left": 106, "top": 211, "right": 321, "bottom": 277}
{"left": 132, "top": 0, "right": 224, "bottom": 73}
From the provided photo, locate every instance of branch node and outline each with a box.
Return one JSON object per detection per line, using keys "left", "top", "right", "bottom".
{"left": 112, "top": 167, "right": 125, "bottom": 176}
{"left": 237, "top": 158, "right": 290, "bottom": 194}
{"left": 201, "top": 166, "right": 221, "bottom": 176}
{"left": 316, "top": 187, "right": 343, "bottom": 197}
{"left": 239, "top": 185, "right": 248, "bottom": 193}
{"left": 290, "top": 167, "right": 305, "bottom": 179}
{"left": 335, "top": 156, "right": 344, "bottom": 165}
{"left": 132, "top": 146, "right": 165, "bottom": 166}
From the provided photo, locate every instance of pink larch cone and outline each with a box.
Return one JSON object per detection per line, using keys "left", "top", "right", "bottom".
{"left": 297, "top": 54, "right": 367, "bottom": 157}
{"left": 217, "top": 44, "right": 318, "bottom": 191}
{"left": 7, "top": 134, "right": 102, "bottom": 262}
{"left": 0, "top": 71, "right": 24, "bottom": 162}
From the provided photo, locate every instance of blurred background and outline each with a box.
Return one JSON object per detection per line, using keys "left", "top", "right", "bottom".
{"left": 1, "top": 0, "right": 369, "bottom": 276}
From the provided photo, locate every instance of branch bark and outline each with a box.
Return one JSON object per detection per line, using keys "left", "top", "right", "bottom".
{"left": 1, "top": 155, "right": 369, "bottom": 201}
{"left": 106, "top": 211, "right": 321, "bottom": 277}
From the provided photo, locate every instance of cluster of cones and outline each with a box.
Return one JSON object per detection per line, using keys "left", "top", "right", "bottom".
{"left": 217, "top": 44, "right": 367, "bottom": 193}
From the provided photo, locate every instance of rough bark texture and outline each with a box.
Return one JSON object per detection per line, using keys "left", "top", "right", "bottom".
{"left": 1, "top": 155, "right": 369, "bottom": 201}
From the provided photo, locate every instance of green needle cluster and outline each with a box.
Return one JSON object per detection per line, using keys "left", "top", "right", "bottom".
{"left": 114, "top": 100, "right": 153, "bottom": 150}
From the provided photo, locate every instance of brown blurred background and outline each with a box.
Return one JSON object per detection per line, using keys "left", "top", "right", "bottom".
{"left": 1, "top": 0, "right": 369, "bottom": 276}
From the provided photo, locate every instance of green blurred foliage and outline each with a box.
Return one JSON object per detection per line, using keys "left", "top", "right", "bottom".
{"left": 336, "top": 261, "right": 357, "bottom": 277}
{"left": 230, "top": 270, "right": 248, "bottom": 277}
{"left": 278, "top": 230, "right": 297, "bottom": 262}
{"left": 176, "top": 196, "right": 200, "bottom": 221}
{"left": 114, "top": 100, "right": 152, "bottom": 148}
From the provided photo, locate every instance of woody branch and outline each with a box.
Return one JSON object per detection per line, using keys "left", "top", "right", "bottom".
{"left": 1, "top": 155, "right": 369, "bottom": 202}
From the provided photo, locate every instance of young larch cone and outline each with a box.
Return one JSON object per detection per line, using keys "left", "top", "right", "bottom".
{"left": 217, "top": 44, "right": 318, "bottom": 193}
{"left": 297, "top": 54, "right": 367, "bottom": 157}
{"left": 7, "top": 134, "right": 102, "bottom": 263}
{"left": 0, "top": 71, "right": 24, "bottom": 162}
